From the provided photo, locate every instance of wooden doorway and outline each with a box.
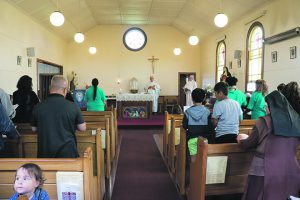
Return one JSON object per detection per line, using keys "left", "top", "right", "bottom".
{"left": 178, "top": 72, "right": 196, "bottom": 108}
{"left": 37, "top": 59, "right": 63, "bottom": 100}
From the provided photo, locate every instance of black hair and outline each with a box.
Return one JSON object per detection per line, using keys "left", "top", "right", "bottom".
{"left": 226, "top": 76, "right": 238, "bottom": 86}
{"left": 281, "top": 81, "right": 300, "bottom": 114}
{"left": 214, "top": 82, "right": 228, "bottom": 96}
{"left": 192, "top": 88, "right": 206, "bottom": 103}
{"left": 17, "top": 163, "right": 45, "bottom": 188}
{"left": 17, "top": 75, "right": 33, "bottom": 93}
{"left": 92, "top": 78, "right": 99, "bottom": 101}
{"left": 277, "top": 83, "right": 285, "bottom": 92}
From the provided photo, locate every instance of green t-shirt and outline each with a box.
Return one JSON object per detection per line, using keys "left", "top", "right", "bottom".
{"left": 84, "top": 86, "right": 107, "bottom": 111}
{"left": 247, "top": 91, "right": 266, "bottom": 119}
{"left": 228, "top": 88, "right": 247, "bottom": 107}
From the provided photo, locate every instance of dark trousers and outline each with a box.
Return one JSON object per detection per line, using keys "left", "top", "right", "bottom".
{"left": 215, "top": 134, "right": 237, "bottom": 144}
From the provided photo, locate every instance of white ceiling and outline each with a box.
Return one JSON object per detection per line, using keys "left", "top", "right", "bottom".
{"left": 6, "top": 0, "right": 273, "bottom": 42}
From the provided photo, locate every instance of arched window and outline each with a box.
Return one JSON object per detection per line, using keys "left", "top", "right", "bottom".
{"left": 246, "top": 22, "right": 264, "bottom": 92}
{"left": 216, "top": 41, "right": 226, "bottom": 82}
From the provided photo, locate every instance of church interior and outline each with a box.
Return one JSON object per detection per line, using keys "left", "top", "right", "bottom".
{"left": 0, "top": 0, "right": 300, "bottom": 199}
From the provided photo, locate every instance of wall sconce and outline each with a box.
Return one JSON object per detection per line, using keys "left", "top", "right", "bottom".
{"left": 234, "top": 50, "right": 242, "bottom": 68}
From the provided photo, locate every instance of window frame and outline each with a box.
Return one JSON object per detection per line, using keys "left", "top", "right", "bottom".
{"left": 245, "top": 22, "right": 265, "bottom": 92}
{"left": 215, "top": 40, "right": 226, "bottom": 83}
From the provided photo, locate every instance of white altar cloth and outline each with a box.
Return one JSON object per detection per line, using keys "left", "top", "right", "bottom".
{"left": 116, "top": 93, "right": 154, "bottom": 102}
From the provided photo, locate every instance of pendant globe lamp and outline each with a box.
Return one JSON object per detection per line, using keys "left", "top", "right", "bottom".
{"left": 173, "top": 48, "right": 182, "bottom": 56}
{"left": 214, "top": 0, "right": 228, "bottom": 28}
{"left": 89, "top": 46, "right": 97, "bottom": 55}
{"left": 74, "top": 0, "right": 85, "bottom": 43}
{"left": 50, "top": 0, "right": 64, "bottom": 27}
{"left": 188, "top": 35, "right": 199, "bottom": 45}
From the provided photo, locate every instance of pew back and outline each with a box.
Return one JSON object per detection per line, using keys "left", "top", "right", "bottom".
{"left": 168, "top": 119, "right": 182, "bottom": 173}
{"left": 83, "top": 112, "right": 116, "bottom": 160}
{"left": 163, "top": 111, "right": 183, "bottom": 159}
{"left": 188, "top": 139, "right": 253, "bottom": 200}
{"left": 0, "top": 147, "right": 94, "bottom": 200}
{"left": 19, "top": 131, "right": 105, "bottom": 200}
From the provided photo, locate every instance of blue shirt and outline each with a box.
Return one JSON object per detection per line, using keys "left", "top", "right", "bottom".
{"left": 9, "top": 188, "right": 50, "bottom": 200}
{"left": 212, "top": 98, "right": 242, "bottom": 137}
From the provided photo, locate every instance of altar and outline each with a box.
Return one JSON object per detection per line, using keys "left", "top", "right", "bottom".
{"left": 116, "top": 93, "right": 154, "bottom": 119}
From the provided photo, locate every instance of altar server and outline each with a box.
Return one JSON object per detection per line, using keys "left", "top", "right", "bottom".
{"left": 183, "top": 75, "right": 197, "bottom": 106}
{"left": 146, "top": 75, "right": 160, "bottom": 114}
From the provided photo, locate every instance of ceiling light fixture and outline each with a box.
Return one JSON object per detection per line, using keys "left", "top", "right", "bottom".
{"left": 214, "top": 0, "right": 228, "bottom": 28}
{"left": 50, "top": 0, "right": 64, "bottom": 27}
{"left": 188, "top": 35, "right": 199, "bottom": 45}
{"left": 74, "top": 33, "right": 85, "bottom": 43}
{"left": 173, "top": 48, "right": 181, "bottom": 56}
{"left": 74, "top": 0, "right": 85, "bottom": 43}
{"left": 89, "top": 47, "right": 97, "bottom": 54}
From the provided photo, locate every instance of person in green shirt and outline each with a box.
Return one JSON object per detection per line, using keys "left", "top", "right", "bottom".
{"left": 226, "top": 76, "right": 247, "bottom": 107}
{"left": 246, "top": 79, "right": 268, "bottom": 119}
{"left": 84, "top": 78, "right": 107, "bottom": 111}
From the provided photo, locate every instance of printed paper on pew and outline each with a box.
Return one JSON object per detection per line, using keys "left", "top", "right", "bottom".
{"left": 101, "top": 129, "right": 106, "bottom": 149}
{"left": 205, "top": 156, "right": 228, "bottom": 184}
{"left": 56, "top": 172, "right": 84, "bottom": 200}
{"left": 175, "top": 127, "right": 180, "bottom": 145}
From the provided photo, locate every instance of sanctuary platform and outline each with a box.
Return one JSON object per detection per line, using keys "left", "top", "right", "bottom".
{"left": 117, "top": 114, "right": 164, "bottom": 128}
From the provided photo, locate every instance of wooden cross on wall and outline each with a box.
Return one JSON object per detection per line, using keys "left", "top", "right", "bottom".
{"left": 148, "top": 56, "right": 159, "bottom": 74}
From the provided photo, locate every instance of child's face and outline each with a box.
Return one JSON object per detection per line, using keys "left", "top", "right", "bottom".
{"left": 14, "top": 168, "right": 39, "bottom": 197}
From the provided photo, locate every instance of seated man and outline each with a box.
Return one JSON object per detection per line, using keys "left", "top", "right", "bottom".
{"left": 0, "top": 100, "right": 19, "bottom": 152}
{"left": 182, "top": 88, "right": 211, "bottom": 162}
{"left": 212, "top": 82, "right": 242, "bottom": 143}
{"left": 31, "top": 75, "right": 86, "bottom": 158}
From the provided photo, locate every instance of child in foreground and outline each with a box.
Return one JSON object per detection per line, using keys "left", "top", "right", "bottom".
{"left": 9, "top": 163, "right": 49, "bottom": 200}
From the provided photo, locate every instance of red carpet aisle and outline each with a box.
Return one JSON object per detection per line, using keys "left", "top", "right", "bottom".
{"left": 111, "top": 129, "right": 182, "bottom": 200}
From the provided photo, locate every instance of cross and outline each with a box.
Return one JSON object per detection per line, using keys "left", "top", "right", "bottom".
{"left": 148, "top": 56, "right": 159, "bottom": 74}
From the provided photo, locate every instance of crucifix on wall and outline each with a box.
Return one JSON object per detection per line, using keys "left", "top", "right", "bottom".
{"left": 148, "top": 56, "right": 159, "bottom": 74}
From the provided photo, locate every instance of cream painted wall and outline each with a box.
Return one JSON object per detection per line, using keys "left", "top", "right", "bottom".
{"left": 0, "top": 1, "right": 66, "bottom": 94}
{"left": 65, "top": 25, "right": 201, "bottom": 95}
{"left": 199, "top": 0, "right": 300, "bottom": 92}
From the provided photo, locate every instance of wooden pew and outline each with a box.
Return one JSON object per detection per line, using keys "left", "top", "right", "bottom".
{"left": 0, "top": 147, "right": 95, "bottom": 200}
{"left": 167, "top": 118, "right": 182, "bottom": 174}
{"left": 86, "top": 120, "right": 112, "bottom": 177}
{"left": 239, "top": 120, "right": 256, "bottom": 135}
{"left": 163, "top": 111, "right": 183, "bottom": 160}
{"left": 83, "top": 111, "right": 117, "bottom": 160}
{"left": 175, "top": 120, "right": 256, "bottom": 195}
{"left": 187, "top": 138, "right": 254, "bottom": 200}
{"left": 15, "top": 123, "right": 32, "bottom": 134}
{"left": 19, "top": 131, "right": 105, "bottom": 200}
{"left": 175, "top": 127, "right": 187, "bottom": 195}
{"left": 105, "top": 106, "right": 118, "bottom": 147}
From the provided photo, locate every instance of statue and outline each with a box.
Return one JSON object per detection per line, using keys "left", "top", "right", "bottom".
{"left": 67, "top": 71, "right": 78, "bottom": 92}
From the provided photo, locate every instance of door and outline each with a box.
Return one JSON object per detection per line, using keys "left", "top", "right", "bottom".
{"left": 37, "top": 59, "right": 63, "bottom": 100}
{"left": 178, "top": 72, "right": 196, "bottom": 108}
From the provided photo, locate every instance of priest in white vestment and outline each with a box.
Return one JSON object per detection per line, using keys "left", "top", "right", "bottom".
{"left": 146, "top": 75, "right": 160, "bottom": 114}
{"left": 183, "top": 75, "right": 197, "bottom": 106}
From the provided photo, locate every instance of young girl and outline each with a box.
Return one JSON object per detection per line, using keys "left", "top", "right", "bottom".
{"left": 9, "top": 163, "right": 49, "bottom": 200}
